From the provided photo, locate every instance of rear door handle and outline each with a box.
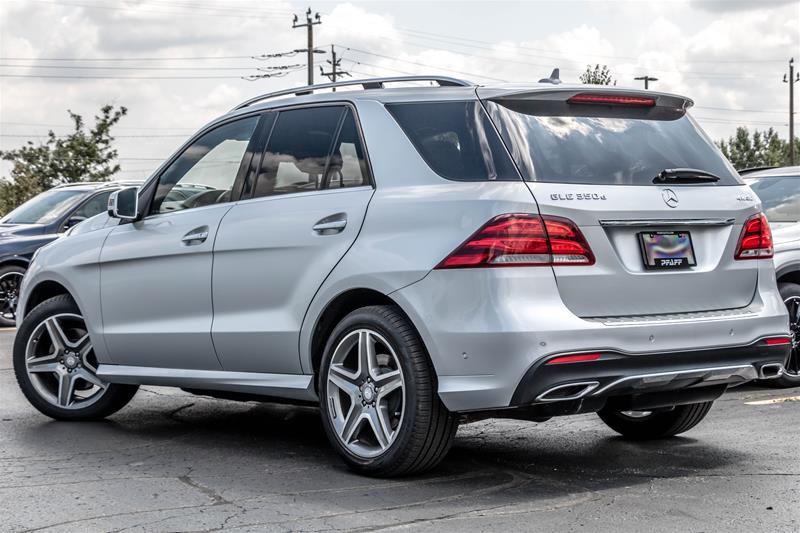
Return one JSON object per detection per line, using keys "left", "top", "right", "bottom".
{"left": 182, "top": 226, "right": 209, "bottom": 245}
{"left": 313, "top": 214, "right": 347, "bottom": 235}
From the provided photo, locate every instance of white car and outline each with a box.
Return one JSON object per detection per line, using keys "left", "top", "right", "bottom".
{"left": 744, "top": 166, "right": 800, "bottom": 387}
{"left": 12, "top": 76, "right": 791, "bottom": 476}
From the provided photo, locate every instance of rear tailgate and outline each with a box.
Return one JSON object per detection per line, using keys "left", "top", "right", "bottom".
{"left": 525, "top": 183, "right": 759, "bottom": 316}
{"left": 480, "top": 86, "right": 762, "bottom": 317}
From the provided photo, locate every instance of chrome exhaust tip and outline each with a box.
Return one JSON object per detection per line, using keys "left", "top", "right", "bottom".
{"left": 536, "top": 381, "right": 600, "bottom": 403}
{"left": 758, "top": 363, "right": 784, "bottom": 380}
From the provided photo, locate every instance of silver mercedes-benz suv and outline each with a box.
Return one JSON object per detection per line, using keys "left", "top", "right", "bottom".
{"left": 13, "top": 76, "right": 791, "bottom": 477}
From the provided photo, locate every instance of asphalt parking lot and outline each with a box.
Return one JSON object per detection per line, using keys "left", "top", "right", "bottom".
{"left": 0, "top": 328, "right": 798, "bottom": 532}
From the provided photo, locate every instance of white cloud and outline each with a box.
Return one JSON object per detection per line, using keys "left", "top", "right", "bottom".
{"left": 0, "top": 0, "right": 797, "bottom": 179}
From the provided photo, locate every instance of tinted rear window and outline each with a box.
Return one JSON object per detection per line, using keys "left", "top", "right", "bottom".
{"left": 485, "top": 100, "right": 741, "bottom": 186}
{"left": 746, "top": 176, "right": 800, "bottom": 222}
{"left": 386, "top": 102, "right": 519, "bottom": 181}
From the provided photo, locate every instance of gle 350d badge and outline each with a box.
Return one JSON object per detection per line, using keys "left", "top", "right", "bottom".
{"left": 550, "top": 193, "right": 608, "bottom": 201}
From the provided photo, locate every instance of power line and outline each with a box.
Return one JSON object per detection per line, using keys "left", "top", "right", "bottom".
{"left": 392, "top": 26, "right": 787, "bottom": 65}
{"left": 694, "top": 106, "right": 787, "bottom": 114}
{"left": 13, "top": 0, "right": 294, "bottom": 21}
{"left": 340, "top": 46, "right": 508, "bottom": 82}
{"left": 292, "top": 7, "right": 322, "bottom": 85}
{"left": 319, "top": 45, "right": 350, "bottom": 86}
{"left": 0, "top": 73, "right": 250, "bottom": 79}
{"left": 784, "top": 57, "right": 799, "bottom": 164}
{"left": 0, "top": 133, "right": 188, "bottom": 138}
{"left": 0, "top": 121, "right": 196, "bottom": 131}
{"left": 0, "top": 64, "right": 267, "bottom": 71}
{"left": 0, "top": 55, "right": 253, "bottom": 62}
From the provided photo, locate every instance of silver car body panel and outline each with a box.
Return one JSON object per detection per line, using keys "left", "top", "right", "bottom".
{"left": 16, "top": 82, "right": 791, "bottom": 413}
{"left": 96, "top": 364, "right": 315, "bottom": 400}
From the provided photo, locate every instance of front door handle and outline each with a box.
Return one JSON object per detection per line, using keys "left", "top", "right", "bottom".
{"left": 313, "top": 213, "right": 347, "bottom": 235}
{"left": 182, "top": 226, "right": 209, "bottom": 245}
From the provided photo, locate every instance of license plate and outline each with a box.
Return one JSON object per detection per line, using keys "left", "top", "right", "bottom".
{"left": 639, "top": 231, "right": 696, "bottom": 270}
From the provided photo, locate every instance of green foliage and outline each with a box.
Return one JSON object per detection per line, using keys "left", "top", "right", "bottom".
{"left": 716, "top": 127, "right": 799, "bottom": 170}
{"left": 579, "top": 64, "right": 616, "bottom": 86}
{"left": 0, "top": 105, "right": 127, "bottom": 216}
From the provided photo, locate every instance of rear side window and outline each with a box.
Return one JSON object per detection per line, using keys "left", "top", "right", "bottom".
{"left": 485, "top": 100, "right": 741, "bottom": 186}
{"left": 386, "top": 101, "right": 519, "bottom": 182}
{"left": 325, "top": 109, "right": 370, "bottom": 189}
{"left": 253, "top": 106, "right": 344, "bottom": 198}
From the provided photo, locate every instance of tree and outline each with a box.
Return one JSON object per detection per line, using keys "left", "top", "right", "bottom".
{"left": 716, "top": 127, "right": 798, "bottom": 169}
{"left": 579, "top": 64, "right": 616, "bottom": 85}
{"left": 0, "top": 105, "right": 127, "bottom": 216}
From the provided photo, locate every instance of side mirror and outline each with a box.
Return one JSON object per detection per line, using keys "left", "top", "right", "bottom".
{"left": 108, "top": 187, "right": 139, "bottom": 220}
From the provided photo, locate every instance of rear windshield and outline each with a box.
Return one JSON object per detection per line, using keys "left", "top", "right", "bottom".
{"left": 386, "top": 101, "right": 519, "bottom": 181}
{"left": 745, "top": 176, "right": 800, "bottom": 222}
{"left": 485, "top": 100, "right": 742, "bottom": 186}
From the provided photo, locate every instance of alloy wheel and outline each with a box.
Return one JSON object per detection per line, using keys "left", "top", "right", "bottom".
{"left": 24, "top": 313, "right": 109, "bottom": 409}
{"left": 785, "top": 295, "right": 800, "bottom": 376}
{"left": 326, "top": 329, "right": 405, "bottom": 459}
{"left": 0, "top": 271, "right": 23, "bottom": 322}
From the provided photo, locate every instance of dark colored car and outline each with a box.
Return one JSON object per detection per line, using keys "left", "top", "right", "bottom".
{"left": 0, "top": 181, "right": 141, "bottom": 327}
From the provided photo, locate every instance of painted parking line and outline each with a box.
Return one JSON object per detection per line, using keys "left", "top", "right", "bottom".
{"left": 745, "top": 396, "right": 800, "bottom": 405}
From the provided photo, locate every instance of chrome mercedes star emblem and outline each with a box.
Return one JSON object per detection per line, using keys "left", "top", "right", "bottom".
{"left": 662, "top": 188, "right": 679, "bottom": 208}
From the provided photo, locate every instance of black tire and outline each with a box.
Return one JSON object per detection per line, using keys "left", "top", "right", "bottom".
{"left": 318, "top": 305, "right": 458, "bottom": 477}
{"left": 597, "top": 401, "right": 714, "bottom": 440}
{"left": 763, "top": 282, "right": 800, "bottom": 388}
{"left": 0, "top": 264, "right": 26, "bottom": 328}
{"left": 13, "top": 294, "right": 138, "bottom": 421}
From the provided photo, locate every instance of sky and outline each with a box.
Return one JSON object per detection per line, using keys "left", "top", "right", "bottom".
{"left": 0, "top": 0, "right": 798, "bottom": 181}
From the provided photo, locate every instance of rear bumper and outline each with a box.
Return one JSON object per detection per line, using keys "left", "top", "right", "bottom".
{"left": 392, "top": 262, "right": 790, "bottom": 412}
{"left": 511, "top": 341, "right": 788, "bottom": 407}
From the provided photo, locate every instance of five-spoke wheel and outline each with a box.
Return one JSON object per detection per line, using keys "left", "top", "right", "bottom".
{"left": 319, "top": 305, "right": 458, "bottom": 477}
{"left": 326, "top": 329, "right": 405, "bottom": 458}
{"left": 25, "top": 313, "right": 108, "bottom": 410}
{"left": 767, "top": 283, "right": 800, "bottom": 388}
{"left": 13, "top": 295, "right": 138, "bottom": 420}
{"left": 0, "top": 265, "right": 25, "bottom": 327}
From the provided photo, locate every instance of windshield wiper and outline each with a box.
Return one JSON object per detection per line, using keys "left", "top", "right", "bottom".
{"left": 653, "top": 168, "right": 721, "bottom": 184}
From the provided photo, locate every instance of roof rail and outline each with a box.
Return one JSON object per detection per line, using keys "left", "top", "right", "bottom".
{"left": 54, "top": 180, "right": 144, "bottom": 189}
{"left": 738, "top": 166, "right": 778, "bottom": 175}
{"left": 232, "top": 75, "right": 474, "bottom": 111}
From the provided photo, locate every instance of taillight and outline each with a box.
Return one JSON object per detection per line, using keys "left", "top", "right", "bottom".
{"left": 735, "top": 213, "right": 773, "bottom": 260}
{"left": 567, "top": 93, "right": 656, "bottom": 107}
{"left": 764, "top": 337, "right": 791, "bottom": 346}
{"left": 435, "top": 214, "right": 594, "bottom": 269}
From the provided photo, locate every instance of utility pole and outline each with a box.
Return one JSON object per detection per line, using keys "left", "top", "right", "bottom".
{"left": 292, "top": 7, "right": 321, "bottom": 86}
{"left": 784, "top": 57, "right": 799, "bottom": 165}
{"left": 319, "top": 45, "right": 350, "bottom": 89}
{"left": 634, "top": 75, "right": 658, "bottom": 90}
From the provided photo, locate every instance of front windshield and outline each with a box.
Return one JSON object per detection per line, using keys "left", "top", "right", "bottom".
{"left": 0, "top": 189, "right": 85, "bottom": 225}
{"left": 746, "top": 176, "right": 800, "bottom": 222}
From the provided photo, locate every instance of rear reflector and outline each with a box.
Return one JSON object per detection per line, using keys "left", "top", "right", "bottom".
{"left": 735, "top": 213, "right": 773, "bottom": 260}
{"left": 567, "top": 93, "right": 656, "bottom": 107}
{"left": 436, "top": 214, "right": 594, "bottom": 269}
{"left": 546, "top": 353, "right": 603, "bottom": 365}
{"left": 764, "top": 337, "right": 791, "bottom": 346}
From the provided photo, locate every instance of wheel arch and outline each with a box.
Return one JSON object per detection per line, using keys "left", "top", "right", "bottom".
{"left": 21, "top": 279, "right": 73, "bottom": 319}
{"left": 0, "top": 257, "right": 30, "bottom": 271}
{"left": 776, "top": 262, "right": 800, "bottom": 286}
{"left": 308, "top": 288, "right": 419, "bottom": 379}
